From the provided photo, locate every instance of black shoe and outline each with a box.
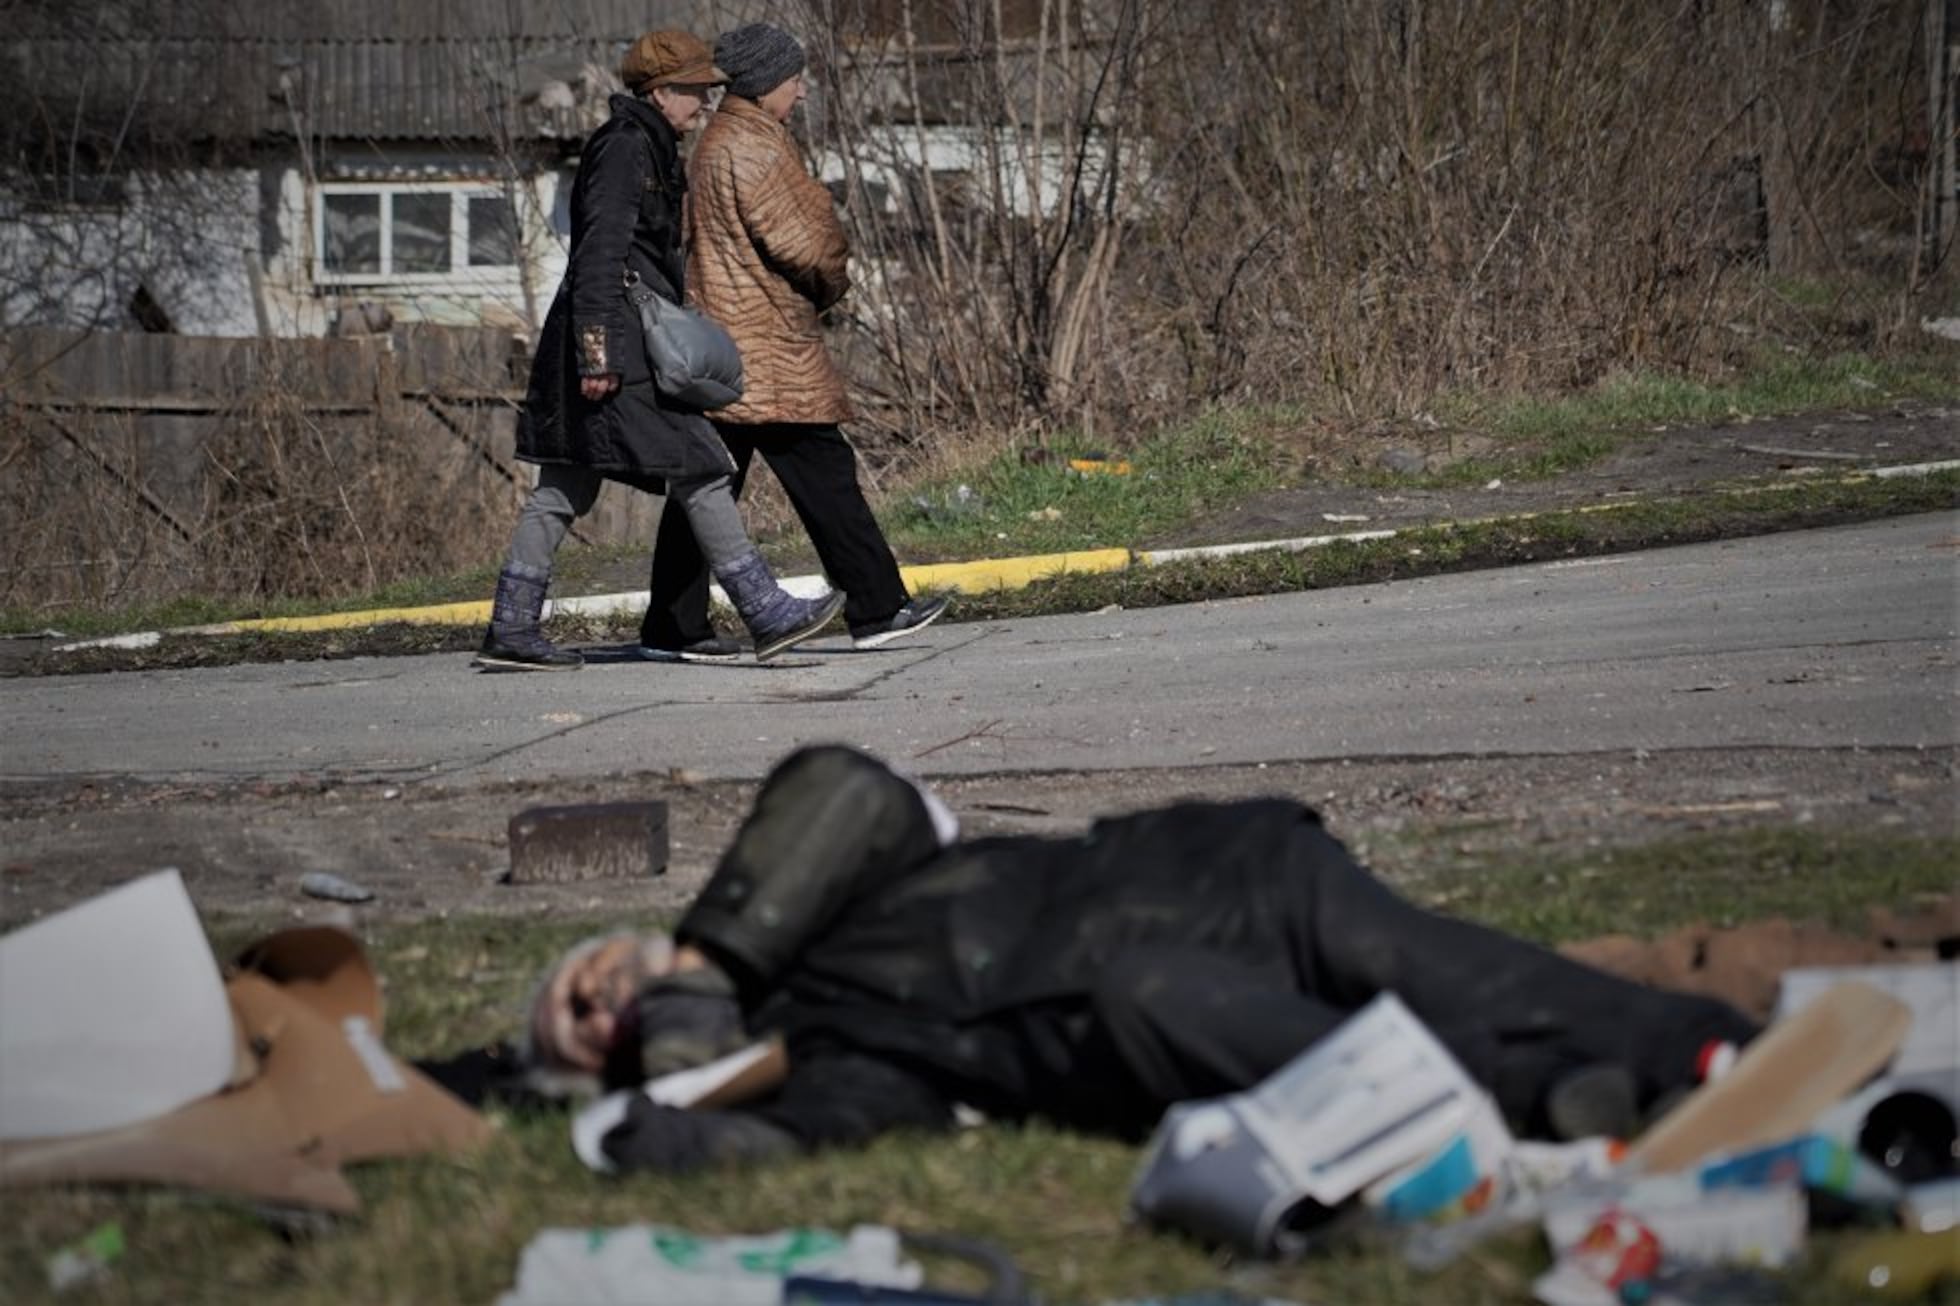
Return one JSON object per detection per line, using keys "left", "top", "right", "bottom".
{"left": 472, "top": 630, "right": 583, "bottom": 672}
{"left": 849, "top": 594, "right": 951, "bottom": 650}
{"left": 635, "top": 635, "right": 745, "bottom": 664}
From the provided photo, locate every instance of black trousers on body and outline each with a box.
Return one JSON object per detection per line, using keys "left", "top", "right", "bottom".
{"left": 1031, "top": 832, "right": 1759, "bottom": 1138}
{"left": 640, "top": 423, "right": 910, "bottom": 647}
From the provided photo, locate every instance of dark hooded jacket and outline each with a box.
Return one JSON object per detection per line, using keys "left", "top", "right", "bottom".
{"left": 675, "top": 749, "right": 1340, "bottom": 1145}
{"left": 516, "top": 93, "right": 733, "bottom": 490}
{"left": 660, "top": 747, "right": 1757, "bottom": 1166}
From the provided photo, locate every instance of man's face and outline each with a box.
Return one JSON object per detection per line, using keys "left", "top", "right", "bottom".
{"left": 758, "top": 72, "right": 807, "bottom": 124}
{"left": 652, "top": 82, "right": 718, "bottom": 133}
{"left": 536, "top": 935, "right": 669, "bottom": 1072}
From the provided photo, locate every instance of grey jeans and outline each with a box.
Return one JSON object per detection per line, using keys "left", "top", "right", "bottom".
{"left": 506, "top": 463, "right": 751, "bottom": 581}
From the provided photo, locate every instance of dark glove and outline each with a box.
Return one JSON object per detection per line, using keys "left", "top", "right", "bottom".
{"left": 626, "top": 962, "right": 751, "bottom": 1081}
{"left": 599, "top": 1095, "right": 800, "bottom": 1173}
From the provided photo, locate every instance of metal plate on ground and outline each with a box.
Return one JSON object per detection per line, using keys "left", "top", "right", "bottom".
{"left": 506, "top": 801, "right": 669, "bottom": 884}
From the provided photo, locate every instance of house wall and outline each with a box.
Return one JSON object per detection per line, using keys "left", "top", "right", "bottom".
{"left": 263, "top": 149, "right": 571, "bottom": 338}
{"left": 1, "top": 154, "right": 570, "bottom": 340}
{"left": 813, "top": 123, "right": 1135, "bottom": 220}
{"left": 0, "top": 171, "right": 262, "bottom": 336}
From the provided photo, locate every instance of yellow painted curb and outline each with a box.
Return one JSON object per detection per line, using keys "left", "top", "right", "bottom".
{"left": 899, "top": 548, "right": 1133, "bottom": 594}
{"left": 62, "top": 458, "right": 1955, "bottom": 653}
{"left": 211, "top": 547, "right": 1135, "bottom": 637}
{"left": 223, "top": 599, "right": 493, "bottom": 634}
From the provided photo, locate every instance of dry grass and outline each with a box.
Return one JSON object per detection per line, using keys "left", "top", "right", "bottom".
{"left": 0, "top": 344, "right": 524, "bottom": 615}
{"left": 793, "top": 0, "right": 1947, "bottom": 460}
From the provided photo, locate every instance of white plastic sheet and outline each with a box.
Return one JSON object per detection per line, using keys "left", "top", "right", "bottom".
{"left": 495, "top": 1224, "right": 920, "bottom": 1306}
{"left": 0, "top": 869, "right": 237, "bottom": 1140}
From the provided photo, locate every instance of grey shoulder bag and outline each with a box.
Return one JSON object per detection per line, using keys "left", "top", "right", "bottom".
{"left": 624, "top": 271, "right": 745, "bottom": 410}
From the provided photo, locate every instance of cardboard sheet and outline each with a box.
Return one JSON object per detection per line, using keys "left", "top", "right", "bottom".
{"left": 0, "top": 923, "right": 493, "bottom": 1212}
{"left": 1628, "top": 980, "right": 1911, "bottom": 1174}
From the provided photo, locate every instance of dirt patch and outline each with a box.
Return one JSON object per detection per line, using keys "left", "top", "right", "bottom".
{"left": 3, "top": 746, "right": 1952, "bottom": 931}
{"left": 1564, "top": 898, "right": 1958, "bottom": 1022}
{"left": 1149, "top": 402, "right": 1958, "bottom": 548}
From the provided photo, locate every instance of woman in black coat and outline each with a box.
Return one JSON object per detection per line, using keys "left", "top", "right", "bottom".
{"left": 475, "top": 30, "right": 841, "bottom": 671}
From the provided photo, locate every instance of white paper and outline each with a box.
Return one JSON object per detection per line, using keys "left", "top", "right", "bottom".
{"left": 570, "top": 1041, "right": 778, "bottom": 1173}
{"left": 1239, "top": 992, "right": 1483, "bottom": 1205}
{"left": 0, "top": 869, "right": 237, "bottom": 1140}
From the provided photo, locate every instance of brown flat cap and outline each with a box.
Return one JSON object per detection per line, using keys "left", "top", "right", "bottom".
{"left": 620, "top": 29, "right": 726, "bottom": 91}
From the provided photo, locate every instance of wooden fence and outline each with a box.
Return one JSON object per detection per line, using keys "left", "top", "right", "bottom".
{"left": 1, "top": 327, "right": 661, "bottom": 610}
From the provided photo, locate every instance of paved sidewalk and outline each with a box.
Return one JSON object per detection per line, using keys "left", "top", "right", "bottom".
{"left": 51, "top": 457, "right": 1960, "bottom": 653}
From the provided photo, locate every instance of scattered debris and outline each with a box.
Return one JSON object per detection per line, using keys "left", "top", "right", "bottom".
{"left": 1740, "top": 444, "right": 1864, "bottom": 462}
{"left": 1022, "top": 446, "right": 1134, "bottom": 476}
{"left": 1630, "top": 982, "right": 1909, "bottom": 1173}
{"left": 1068, "top": 455, "right": 1133, "bottom": 477}
{"left": 1028, "top": 506, "right": 1064, "bottom": 522}
{"left": 911, "top": 484, "right": 984, "bottom": 522}
{"left": 44, "top": 1222, "right": 123, "bottom": 1293}
{"left": 1129, "top": 961, "right": 1958, "bottom": 1306}
{"left": 299, "top": 871, "right": 375, "bottom": 903}
{"left": 1131, "top": 993, "right": 1502, "bottom": 1256}
{"left": 1, "top": 878, "right": 491, "bottom": 1213}
{"left": 496, "top": 1224, "right": 923, "bottom": 1306}
{"left": 1635, "top": 799, "right": 1783, "bottom": 817}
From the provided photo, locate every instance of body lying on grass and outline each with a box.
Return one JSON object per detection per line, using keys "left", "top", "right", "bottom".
{"left": 516, "top": 745, "right": 1759, "bottom": 1174}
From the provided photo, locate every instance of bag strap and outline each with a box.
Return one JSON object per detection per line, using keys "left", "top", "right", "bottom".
{"left": 618, "top": 112, "right": 685, "bottom": 305}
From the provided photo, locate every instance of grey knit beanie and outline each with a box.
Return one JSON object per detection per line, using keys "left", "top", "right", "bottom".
{"left": 715, "top": 23, "right": 806, "bottom": 100}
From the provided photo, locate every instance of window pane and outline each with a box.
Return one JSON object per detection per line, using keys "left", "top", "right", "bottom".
{"left": 322, "top": 193, "right": 381, "bottom": 274}
{"left": 393, "top": 193, "right": 453, "bottom": 273}
{"left": 467, "top": 195, "right": 518, "bottom": 266}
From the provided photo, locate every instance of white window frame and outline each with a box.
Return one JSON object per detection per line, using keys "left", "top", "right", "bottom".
{"left": 313, "top": 181, "right": 519, "bottom": 286}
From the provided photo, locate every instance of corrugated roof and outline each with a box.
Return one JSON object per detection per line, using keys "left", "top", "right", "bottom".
{"left": 6, "top": 0, "right": 715, "bottom": 144}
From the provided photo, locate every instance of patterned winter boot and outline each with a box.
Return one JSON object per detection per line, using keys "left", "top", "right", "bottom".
{"left": 714, "top": 550, "right": 845, "bottom": 662}
{"left": 473, "top": 565, "right": 583, "bottom": 672}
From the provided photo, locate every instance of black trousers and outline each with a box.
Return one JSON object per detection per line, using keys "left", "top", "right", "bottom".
{"left": 1033, "top": 833, "right": 1760, "bottom": 1137}
{"left": 640, "top": 423, "right": 909, "bottom": 646}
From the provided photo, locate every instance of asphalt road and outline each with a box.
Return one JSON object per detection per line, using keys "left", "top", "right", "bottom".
{"left": 5, "top": 514, "right": 1955, "bottom": 789}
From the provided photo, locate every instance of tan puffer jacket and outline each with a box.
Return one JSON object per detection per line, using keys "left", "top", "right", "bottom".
{"left": 687, "top": 96, "right": 852, "bottom": 425}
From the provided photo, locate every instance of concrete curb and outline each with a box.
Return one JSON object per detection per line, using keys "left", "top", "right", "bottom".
{"left": 52, "top": 458, "right": 1960, "bottom": 653}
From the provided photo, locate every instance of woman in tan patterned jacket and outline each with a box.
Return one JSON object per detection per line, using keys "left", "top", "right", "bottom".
{"left": 636, "top": 23, "right": 948, "bottom": 661}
